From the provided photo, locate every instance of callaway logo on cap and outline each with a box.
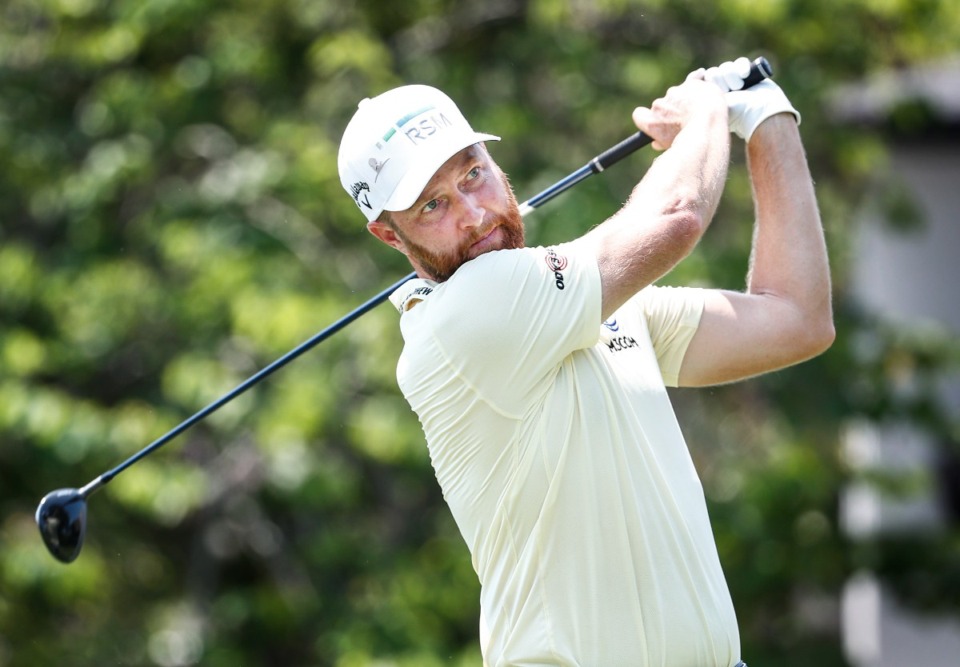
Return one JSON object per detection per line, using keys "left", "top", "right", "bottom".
{"left": 337, "top": 85, "right": 500, "bottom": 222}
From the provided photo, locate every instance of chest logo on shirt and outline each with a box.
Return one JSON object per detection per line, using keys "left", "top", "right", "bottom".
{"left": 544, "top": 248, "right": 567, "bottom": 291}
{"left": 606, "top": 335, "right": 639, "bottom": 353}
{"left": 601, "top": 319, "right": 638, "bottom": 353}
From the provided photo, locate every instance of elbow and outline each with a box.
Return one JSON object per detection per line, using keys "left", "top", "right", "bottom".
{"left": 656, "top": 182, "right": 710, "bottom": 239}
{"left": 770, "top": 297, "right": 835, "bottom": 365}
{"left": 798, "top": 307, "right": 836, "bottom": 360}
{"left": 811, "top": 317, "right": 836, "bottom": 357}
{"left": 669, "top": 207, "right": 708, "bottom": 256}
{"left": 812, "top": 294, "right": 836, "bottom": 354}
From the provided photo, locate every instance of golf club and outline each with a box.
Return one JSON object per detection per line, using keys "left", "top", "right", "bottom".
{"left": 36, "top": 57, "right": 773, "bottom": 563}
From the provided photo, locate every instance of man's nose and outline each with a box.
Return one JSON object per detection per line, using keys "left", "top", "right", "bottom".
{"left": 454, "top": 192, "right": 485, "bottom": 228}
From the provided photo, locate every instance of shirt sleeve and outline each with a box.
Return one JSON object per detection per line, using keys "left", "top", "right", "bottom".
{"left": 421, "top": 244, "right": 602, "bottom": 409}
{"left": 631, "top": 285, "right": 705, "bottom": 387}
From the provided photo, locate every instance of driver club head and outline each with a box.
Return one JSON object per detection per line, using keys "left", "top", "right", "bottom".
{"left": 36, "top": 488, "right": 88, "bottom": 564}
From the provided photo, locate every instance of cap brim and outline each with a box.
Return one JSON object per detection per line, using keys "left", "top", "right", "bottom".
{"left": 382, "top": 132, "right": 500, "bottom": 214}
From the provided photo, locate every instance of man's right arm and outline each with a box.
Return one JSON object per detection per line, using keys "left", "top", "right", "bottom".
{"left": 573, "top": 75, "right": 730, "bottom": 322}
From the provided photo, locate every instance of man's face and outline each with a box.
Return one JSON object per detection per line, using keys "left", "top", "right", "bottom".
{"left": 367, "top": 144, "right": 525, "bottom": 282}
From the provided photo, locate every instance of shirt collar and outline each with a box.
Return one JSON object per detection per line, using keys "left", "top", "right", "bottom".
{"left": 388, "top": 278, "right": 438, "bottom": 313}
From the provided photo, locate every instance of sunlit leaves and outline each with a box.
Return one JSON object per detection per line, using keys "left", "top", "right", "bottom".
{"left": 347, "top": 395, "right": 426, "bottom": 465}
{"left": 1, "top": 512, "right": 108, "bottom": 599}
{"left": 111, "top": 460, "right": 208, "bottom": 526}
{"left": 46, "top": 258, "right": 161, "bottom": 355}
{"left": 308, "top": 30, "right": 394, "bottom": 80}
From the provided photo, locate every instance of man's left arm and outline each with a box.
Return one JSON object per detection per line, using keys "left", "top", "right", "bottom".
{"left": 677, "top": 111, "right": 835, "bottom": 387}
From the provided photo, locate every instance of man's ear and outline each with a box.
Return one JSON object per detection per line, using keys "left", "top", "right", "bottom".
{"left": 367, "top": 219, "right": 406, "bottom": 252}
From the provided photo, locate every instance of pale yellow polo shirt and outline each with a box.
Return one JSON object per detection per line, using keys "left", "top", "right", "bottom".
{"left": 389, "top": 244, "right": 741, "bottom": 667}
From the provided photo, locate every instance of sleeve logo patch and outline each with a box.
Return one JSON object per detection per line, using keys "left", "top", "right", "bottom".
{"left": 545, "top": 248, "right": 567, "bottom": 291}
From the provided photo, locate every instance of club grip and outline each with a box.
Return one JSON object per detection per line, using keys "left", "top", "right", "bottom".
{"left": 593, "top": 56, "right": 773, "bottom": 171}
{"left": 742, "top": 56, "right": 773, "bottom": 88}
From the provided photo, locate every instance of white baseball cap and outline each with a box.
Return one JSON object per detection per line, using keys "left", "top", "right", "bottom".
{"left": 338, "top": 85, "right": 500, "bottom": 222}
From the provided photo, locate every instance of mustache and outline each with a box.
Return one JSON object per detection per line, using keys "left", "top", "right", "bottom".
{"left": 467, "top": 222, "right": 500, "bottom": 245}
{"left": 462, "top": 221, "right": 498, "bottom": 249}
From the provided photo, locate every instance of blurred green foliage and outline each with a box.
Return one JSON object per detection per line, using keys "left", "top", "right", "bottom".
{"left": 1, "top": 0, "right": 959, "bottom": 665}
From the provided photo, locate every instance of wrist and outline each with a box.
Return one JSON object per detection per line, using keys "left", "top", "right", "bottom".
{"left": 745, "top": 109, "right": 801, "bottom": 144}
{"left": 726, "top": 80, "right": 801, "bottom": 142}
{"left": 696, "top": 89, "right": 731, "bottom": 131}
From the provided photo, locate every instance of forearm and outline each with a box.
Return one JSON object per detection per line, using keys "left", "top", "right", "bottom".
{"left": 745, "top": 114, "right": 834, "bottom": 348}
{"left": 632, "top": 107, "right": 730, "bottom": 235}
{"left": 587, "top": 102, "right": 730, "bottom": 319}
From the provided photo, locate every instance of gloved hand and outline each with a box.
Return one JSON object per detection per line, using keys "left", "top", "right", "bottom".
{"left": 701, "top": 57, "right": 801, "bottom": 142}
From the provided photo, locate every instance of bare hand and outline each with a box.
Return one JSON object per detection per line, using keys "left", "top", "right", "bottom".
{"left": 630, "top": 72, "right": 725, "bottom": 151}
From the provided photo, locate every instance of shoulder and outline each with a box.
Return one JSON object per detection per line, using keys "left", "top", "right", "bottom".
{"left": 448, "top": 244, "right": 596, "bottom": 298}
{"left": 398, "top": 245, "right": 601, "bottom": 348}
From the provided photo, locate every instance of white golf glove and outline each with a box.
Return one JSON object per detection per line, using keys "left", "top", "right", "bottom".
{"left": 702, "top": 56, "right": 801, "bottom": 142}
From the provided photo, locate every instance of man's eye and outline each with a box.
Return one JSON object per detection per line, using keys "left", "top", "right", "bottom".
{"left": 423, "top": 199, "right": 439, "bottom": 213}
{"left": 466, "top": 166, "right": 480, "bottom": 180}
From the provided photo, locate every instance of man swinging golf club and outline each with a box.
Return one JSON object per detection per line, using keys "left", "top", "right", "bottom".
{"left": 337, "top": 56, "right": 833, "bottom": 667}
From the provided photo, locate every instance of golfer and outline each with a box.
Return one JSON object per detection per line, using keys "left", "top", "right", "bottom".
{"left": 337, "top": 57, "right": 833, "bottom": 667}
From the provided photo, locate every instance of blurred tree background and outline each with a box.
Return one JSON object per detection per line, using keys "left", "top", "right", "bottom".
{"left": 1, "top": 0, "right": 958, "bottom": 665}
